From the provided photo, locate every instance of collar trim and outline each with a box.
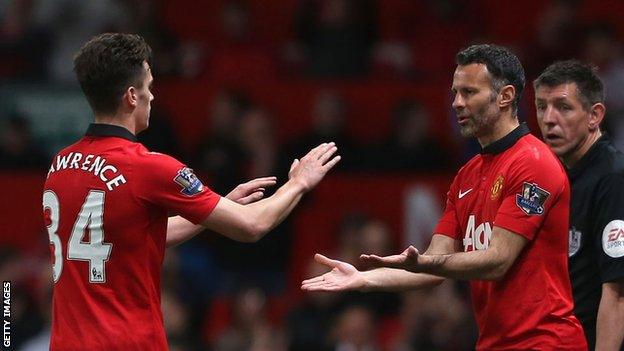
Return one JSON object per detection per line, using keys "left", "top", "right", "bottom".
{"left": 85, "top": 123, "right": 137, "bottom": 142}
{"left": 481, "top": 123, "right": 530, "bottom": 155}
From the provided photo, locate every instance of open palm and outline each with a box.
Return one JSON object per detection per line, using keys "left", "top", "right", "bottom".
{"left": 301, "top": 254, "right": 365, "bottom": 292}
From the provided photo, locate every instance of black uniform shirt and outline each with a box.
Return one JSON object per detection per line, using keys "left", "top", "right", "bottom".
{"left": 567, "top": 134, "right": 624, "bottom": 349}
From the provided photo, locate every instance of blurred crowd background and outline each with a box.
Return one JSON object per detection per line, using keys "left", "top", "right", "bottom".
{"left": 1, "top": 0, "right": 624, "bottom": 350}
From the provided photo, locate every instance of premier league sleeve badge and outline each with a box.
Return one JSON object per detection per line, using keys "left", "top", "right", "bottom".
{"left": 516, "top": 182, "right": 550, "bottom": 215}
{"left": 174, "top": 167, "right": 204, "bottom": 196}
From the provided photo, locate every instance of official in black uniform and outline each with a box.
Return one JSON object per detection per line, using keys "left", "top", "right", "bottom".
{"left": 534, "top": 60, "right": 624, "bottom": 350}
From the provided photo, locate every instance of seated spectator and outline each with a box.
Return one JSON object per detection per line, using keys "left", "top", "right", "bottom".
{"left": 0, "top": 114, "right": 48, "bottom": 170}
{"left": 370, "top": 99, "right": 454, "bottom": 172}
{"left": 282, "top": 91, "right": 360, "bottom": 172}
{"left": 329, "top": 305, "right": 378, "bottom": 351}
{"left": 137, "top": 109, "right": 183, "bottom": 160}
{"left": 214, "top": 286, "right": 286, "bottom": 351}
{"left": 286, "top": 259, "right": 341, "bottom": 351}
{"left": 293, "top": 0, "right": 377, "bottom": 77}
{"left": 580, "top": 23, "right": 624, "bottom": 146}
{"left": 194, "top": 90, "right": 250, "bottom": 194}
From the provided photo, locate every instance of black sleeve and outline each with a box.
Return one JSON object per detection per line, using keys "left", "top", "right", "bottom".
{"left": 593, "top": 173, "right": 624, "bottom": 283}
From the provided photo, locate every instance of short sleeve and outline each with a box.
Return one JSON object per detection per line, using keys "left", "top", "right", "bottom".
{"left": 134, "top": 152, "right": 221, "bottom": 224}
{"left": 494, "top": 151, "right": 567, "bottom": 241}
{"left": 592, "top": 174, "right": 624, "bottom": 283}
{"left": 434, "top": 174, "right": 461, "bottom": 240}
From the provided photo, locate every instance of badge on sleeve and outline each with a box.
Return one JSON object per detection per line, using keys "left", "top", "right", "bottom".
{"left": 602, "top": 220, "right": 624, "bottom": 258}
{"left": 516, "top": 182, "right": 550, "bottom": 215}
{"left": 174, "top": 167, "right": 204, "bottom": 196}
{"left": 569, "top": 227, "right": 581, "bottom": 257}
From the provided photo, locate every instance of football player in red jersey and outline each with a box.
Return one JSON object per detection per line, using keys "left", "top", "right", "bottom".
{"left": 43, "top": 33, "right": 340, "bottom": 350}
{"left": 302, "top": 44, "right": 586, "bottom": 350}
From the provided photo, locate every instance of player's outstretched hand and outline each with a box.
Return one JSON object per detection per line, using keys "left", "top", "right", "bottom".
{"left": 226, "top": 176, "right": 277, "bottom": 205}
{"left": 360, "top": 246, "right": 421, "bottom": 272}
{"left": 288, "top": 142, "right": 340, "bottom": 192}
{"left": 301, "top": 254, "right": 365, "bottom": 292}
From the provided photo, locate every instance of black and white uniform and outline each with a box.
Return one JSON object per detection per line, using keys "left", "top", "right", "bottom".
{"left": 568, "top": 134, "right": 624, "bottom": 350}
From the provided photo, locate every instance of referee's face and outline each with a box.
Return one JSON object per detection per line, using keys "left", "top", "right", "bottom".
{"left": 535, "top": 83, "right": 592, "bottom": 165}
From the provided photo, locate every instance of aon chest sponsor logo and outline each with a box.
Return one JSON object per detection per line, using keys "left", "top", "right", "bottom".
{"left": 463, "top": 215, "right": 492, "bottom": 251}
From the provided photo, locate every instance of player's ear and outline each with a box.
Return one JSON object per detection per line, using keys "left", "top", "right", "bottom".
{"left": 123, "top": 86, "right": 139, "bottom": 108}
{"left": 588, "top": 102, "right": 605, "bottom": 131}
{"left": 499, "top": 85, "right": 515, "bottom": 110}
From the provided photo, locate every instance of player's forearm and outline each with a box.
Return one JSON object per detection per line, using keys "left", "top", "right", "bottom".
{"left": 361, "top": 268, "right": 445, "bottom": 292}
{"left": 243, "top": 179, "right": 306, "bottom": 240}
{"left": 417, "top": 249, "right": 508, "bottom": 281}
{"left": 166, "top": 216, "right": 204, "bottom": 247}
{"left": 595, "top": 280, "right": 624, "bottom": 351}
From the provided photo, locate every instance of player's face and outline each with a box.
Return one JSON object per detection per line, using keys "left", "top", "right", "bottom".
{"left": 535, "top": 83, "right": 592, "bottom": 163}
{"left": 135, "top": 61, "right": 154, "bottom": 134}
{"left": 451, "top": 64, "right": 501, "bottom": 139}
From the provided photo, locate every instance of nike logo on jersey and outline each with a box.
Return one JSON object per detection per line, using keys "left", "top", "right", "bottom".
{"left": 458, "top": 188, "right": 473, "bottom": 199}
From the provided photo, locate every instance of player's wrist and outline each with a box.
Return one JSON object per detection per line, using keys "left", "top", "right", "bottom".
{"left": 360, "top": 270, "right": 378, "bottom": 292}
{"left": 287, "top": 178, "right": 309, "bottom": 193}
{"left": 413, "top": 254, "right": 437, "bottom": 273}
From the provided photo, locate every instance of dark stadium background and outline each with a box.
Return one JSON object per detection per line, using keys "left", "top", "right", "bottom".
{"left": 1, "top": 1, "right": 623, "bottom": 350}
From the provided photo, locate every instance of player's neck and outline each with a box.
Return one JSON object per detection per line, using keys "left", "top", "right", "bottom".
{"left": 94, "top": 114, "right": 137, "bottom": 135}
{"left": 562, "top": 129, "right": 602, "bottom": 168}
{"left": 477, "top": 114, "right": 519, "bottom": 148}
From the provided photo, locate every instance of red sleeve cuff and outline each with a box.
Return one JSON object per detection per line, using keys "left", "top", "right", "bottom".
{"left": 494, "top": 213, "right": 538, "bottom": 240}
{"left": 434, "top": 220, "right": 460, "bottom": 240}
{"left": 186, "top": 195, "right": 222, "bottom": 224}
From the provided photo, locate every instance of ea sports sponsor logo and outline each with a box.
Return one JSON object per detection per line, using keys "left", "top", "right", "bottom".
{"left": 602, "top": 220, "right": 624, "bottom": 258}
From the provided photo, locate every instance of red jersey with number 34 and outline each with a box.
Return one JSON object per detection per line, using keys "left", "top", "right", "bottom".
{"left": 434, "top": 124, "right": 587, "bottom": 350}
{"left": 42, "top": 124, "right": 221, "bottom": 350}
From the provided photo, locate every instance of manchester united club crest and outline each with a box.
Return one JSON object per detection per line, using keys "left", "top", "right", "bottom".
{"left": 490, "top": 174, "right": 504, "bottom": 200}
{"left": 569, "top": 227, "right": 581, "bottom": 257}
{"left": 516, "top": 182, "right": 550, "bottom": 215}
{"left": 174, "top": 167, "right": 204, "bottom": 196}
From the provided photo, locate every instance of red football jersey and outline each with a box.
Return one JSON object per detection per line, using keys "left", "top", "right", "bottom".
{"left": 42, "top": 124, "right": 221, "bottom": 350}
{"left": 434, "top": 125, "right": 586, "bottom": 350}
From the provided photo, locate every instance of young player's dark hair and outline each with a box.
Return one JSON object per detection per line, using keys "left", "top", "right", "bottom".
{"left": 456, "top": 44, "right": 525, "bottom": 115}
{"left": 533, "top": 60, "right": 604, "bottom": 111}
{"left": 74, "top": 33, "right": 152, "bottom": 115}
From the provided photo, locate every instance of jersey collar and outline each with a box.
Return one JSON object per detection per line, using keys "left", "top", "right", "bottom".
{"left": 85, "top": 123, "right": 138, "bottom": 142}
{"left": 567, "top": 133, "right": 610, "bottom": 179}
{"left": 481, "top": 123, "right": 530, "bottom": 155}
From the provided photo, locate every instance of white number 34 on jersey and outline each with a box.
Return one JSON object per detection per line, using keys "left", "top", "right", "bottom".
{"left": 43, "top": 190, "right": 113, "bottom": 284}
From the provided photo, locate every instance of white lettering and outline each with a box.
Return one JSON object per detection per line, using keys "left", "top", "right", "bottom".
{"left": 48, "top": 153, "right": 126, "bottom": 192}
{"left": 99, "top": 165, "right": 117, "bottom": 182}
{"left": 106, "top": 174, "right": 126, "bottom": 191}
{"left": 463, "top": 215, "right": 492, "bottom": 251}
{"left": 2, "top": 281, "right": 8, "bottom": 347}
{"left": 89, "top": 156, "right": 105, "bottom": 176}
{"left": 81, "top": 154, "right": 94, "bottom": 170}
{"left": 56, "top": 153, "right": 72, "bottom": 170}
{"left": 3, "top": 319, "right": 9, "bottom": 346}
{"left": 69, "top": 153, "right": 82, "bottom": 169}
